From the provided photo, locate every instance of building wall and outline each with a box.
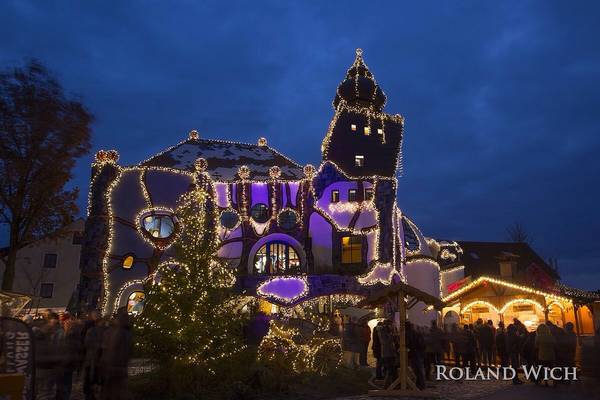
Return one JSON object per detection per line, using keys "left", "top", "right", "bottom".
{"left": 0, "top": 219, "right": 84, "bottom": 313}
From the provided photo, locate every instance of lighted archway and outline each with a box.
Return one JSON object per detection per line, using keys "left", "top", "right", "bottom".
{"left": 547, "top": 301, "right": 565, "bottom": 327}
{"left": 499, "top": 298, "right": 545, "bottom": 314}
{"left": 460, "top": 300, "right": 500, "bottom": 326}
{"left": 461, "top": 300, "right": 500, "bottom": 314}
{"left": 500, "top": 298, "right": 546, "bottom": 331}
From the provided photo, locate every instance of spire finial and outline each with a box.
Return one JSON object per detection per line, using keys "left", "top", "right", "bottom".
{"left": 355, "top": 48, "right": 363, "bottom": 59}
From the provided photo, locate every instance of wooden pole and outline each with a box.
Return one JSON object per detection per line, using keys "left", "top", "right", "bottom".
{"left": 573, "top": 305, "right": 582, "bottom": 345}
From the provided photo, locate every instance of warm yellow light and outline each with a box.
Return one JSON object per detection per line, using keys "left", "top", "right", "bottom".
{"left": 122, "top": 255, "right": 134, "bottom": 269}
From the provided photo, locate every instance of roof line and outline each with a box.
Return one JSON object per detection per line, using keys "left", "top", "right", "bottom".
{"left": 442, "top": 275, "right": 571, "bottom": 303}
{"left": 137, "top": 137, "right": 304, "bottom": 169}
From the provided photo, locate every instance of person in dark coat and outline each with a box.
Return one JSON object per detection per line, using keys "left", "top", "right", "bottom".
{"left": 56, "top": 314, "right": 84, "bottom": 400}
{"left": 35, "top": 313, "right": 62, "bottom": 400}
{"left": 359, "top": 322, "right": 371, "bottom": 366}
{"left": 478, "top": 321, "right": 495, "bottom": 367}
{"left": 406, "top": 321, "right": 426, "bottom": 390}
{"left": 473, "top": 319, "right": 484, "bottom": 367}
{"left": 563, "top": 322, "right": 577, "bottom": 367}
{"left": 495, "top": 321, "right": 508, "bottom": 367}
{"left": 424, "top": 320, "right": 444, "bottom": 379}
{"left": 463, "top": 325, "right": 477, "bottom": 370}
{"left": 449, "top": 323, "right": 466, "bottom": 367}
{"left": 378, "top": 320, "right": 398, "bottom": 388}
{"left": 372, "top": 321, "right": 384, "bottom": 379}
{"left": 84, "top": 316, "right": 107, "bottom": 400}
{"left": 100, "top": 309, "right": 133, "bottom": 400}
{"left": 506, "top": 324, "right": 523, "bottom": 384}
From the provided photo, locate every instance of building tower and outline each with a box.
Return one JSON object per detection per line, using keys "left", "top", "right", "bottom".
{"left": 321, "top": 48, "right": 404, "bottom": 178}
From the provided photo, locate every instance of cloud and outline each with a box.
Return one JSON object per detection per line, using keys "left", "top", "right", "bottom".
{"left": 0, "top": 1, "right": 598, "bottom": 289}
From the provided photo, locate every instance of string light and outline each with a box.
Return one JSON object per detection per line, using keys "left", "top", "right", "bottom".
{"left": 499, "top": 298, "right": 545, "bottom": 314}
{"left": 442, "top": 276, "right": 572, "bottom": 304}
{"left": 460, "top": 300, "right": 500, "bottom": 314}
{"left": 88, "top": 50, "right": 432, "bottom": 317}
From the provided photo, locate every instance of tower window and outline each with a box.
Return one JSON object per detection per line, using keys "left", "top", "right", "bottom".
{"left": 348, "top": 189, "right": 357, "bottom": 202}
{"left": 351, "top": 124, "right": 357, "bottom": 131}
{"left": 341, "top": 236, "right": 362, "bottom": 264}
{"left": 363, "top": 127, "right": 370, "bottom": 135}
{"left": 331, "top": 190, "right": 340, "bottom": 203}
{"left": 365, "top": 188, "right": 374, "bottom": 201}
{"left": 377, "top": 128, "right": 383, "bottom": 135}
{"left": 354, "top": 155, "right": 364, "bottom": 167}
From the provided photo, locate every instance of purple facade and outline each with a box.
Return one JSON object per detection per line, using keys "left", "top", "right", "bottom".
{"left": 75, "top": 50, "right": 441, "bottom": 319}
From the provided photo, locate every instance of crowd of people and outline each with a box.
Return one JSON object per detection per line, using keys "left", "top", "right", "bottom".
{"left": 341, "top": 316, "right": 578, "bottom": 390}
{"left": 23, "top": 307, "right": 133, "bottom": 400}
{"left": 442, "top": 318, "right": 577, "bottom": 386}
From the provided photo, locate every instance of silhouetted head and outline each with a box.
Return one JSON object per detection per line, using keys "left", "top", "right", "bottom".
{"left": 564, "top": 322, "right": 574, "bottom": 333}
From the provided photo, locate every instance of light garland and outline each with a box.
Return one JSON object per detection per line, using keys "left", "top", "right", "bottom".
{"left": 256, "top": 276, "right": 309, "bottom": 305}
{"left": 86, "top": 51, "right": 428, "bottom": 317}
{"left": 442, "top": 276, "right": 572, "bottom": 304}
{"left": 357, "top": 262, "right": 396, "bottom": 286}
{"left": 440, "top": 265, "right": 465, "bottom": 275}
{"left": 258, "top": 320, "right": 342, "bottom": 375}
{"left": 460, "top": 300, "right": 500, "bottom": 314}
{"left": 499, "top": 298, "right": 546, "bottom": 314}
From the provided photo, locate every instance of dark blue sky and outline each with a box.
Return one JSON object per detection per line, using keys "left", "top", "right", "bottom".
{"left": 2, "top": 1, "right": 599, "bottom": 289}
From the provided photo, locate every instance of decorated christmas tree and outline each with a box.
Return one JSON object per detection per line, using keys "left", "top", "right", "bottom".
{"left": 136, "top": 170, "right": 247, "bottom": 373}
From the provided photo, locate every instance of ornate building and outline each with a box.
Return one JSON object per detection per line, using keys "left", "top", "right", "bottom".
{"left": 75, "top": 49, "right": 441, "bottom": 326}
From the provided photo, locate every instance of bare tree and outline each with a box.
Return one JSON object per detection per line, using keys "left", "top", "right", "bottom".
{"left": 506, "top": 222, "right": 532, "bottom": 244}
{"left": 0, "top": 60, "right": 92, "bottom": 290}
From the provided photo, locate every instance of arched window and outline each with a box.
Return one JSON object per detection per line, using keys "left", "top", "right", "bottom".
{"left": 122, "top": 255, "right": 134, "bottom": 269}
{"left": 127, "top": 291, "right": 145, "bottom": 315}
{"left": 254, "top": 241, "right": 300, "bottom": 274}
{"left": 250, "top": 203, "right": 269, "bottom": 223}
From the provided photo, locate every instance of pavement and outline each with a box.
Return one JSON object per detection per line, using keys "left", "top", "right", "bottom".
{"left": 333, "top": 376, "right": 600, "bottom": 400}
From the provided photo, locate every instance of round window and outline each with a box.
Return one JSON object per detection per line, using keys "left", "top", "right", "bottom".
{"left": 141, "top": 212, "right": 176, "bottom": 239}
{"left": 250, "top": 203, "right": 269, "bottom": 223}
{"left": 220, "top": 210, "right": 240, "bottom": 230}
{"left": 278, "top": 209, "right": 298, "bottom": 231}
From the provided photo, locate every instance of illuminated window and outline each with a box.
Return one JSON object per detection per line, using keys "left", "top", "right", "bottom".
{"left": 142, "top": 212, "right": 176, "bottom": 239}
{"left": 351, "top": 124, "right": 357, "bottom": 131}
{"left": 331, "top": 190, "right": 340, "bottom": 203}
{"left": 254, "top": 241, "right": 300, "bottom": 274}
{"left": 348, "top": 189, "right": 357, "bottom": 202}
{"left": 127, "top": 291, "right": 145, "bottom": 315}
{"left": 250, "top": 203, "right": 269, "bottom": 223}
{"left": 122, "top": 255, "right": 134, "bottom": 269}
{"left": 355, "top": 155, "right": 364, "bottom": 167}
{"left": 278, "top": 209, "right": 298, "bottom": 231}
{"left": 377, "top": 128, "right": 383, "bottom": 135}
{"left": 364, "top": 188, "right": 374, "bottom": 201}
{"left": 220, "top": 210, "right": 240, "bottom": 230}
{"left": 363, "top": 127, "right": 370, "bottom": 135}
{"left": 341, "top": 236, "right": 362, "bottom": 264}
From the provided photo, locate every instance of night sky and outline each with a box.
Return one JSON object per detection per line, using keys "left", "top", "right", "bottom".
{"left": 2, "top": 2, "right": 599, "bottom": 289}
